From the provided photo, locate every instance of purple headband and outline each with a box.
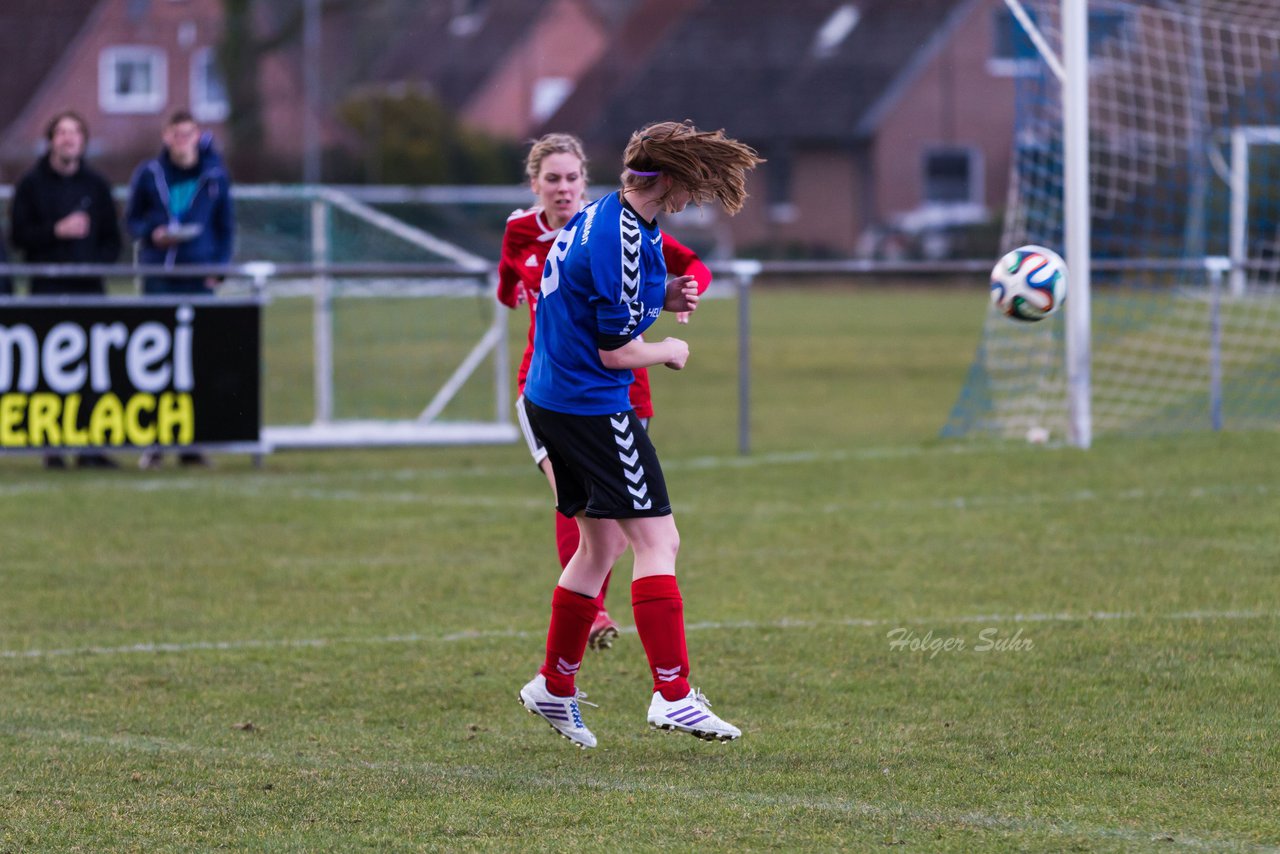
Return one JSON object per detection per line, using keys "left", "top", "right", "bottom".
{"left": 627, "top": 168, "right": 661, "bottom": 177}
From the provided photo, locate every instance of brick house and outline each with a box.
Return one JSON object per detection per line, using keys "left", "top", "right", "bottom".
{"left": 366, "top": 0, "right": 633, "bottom": 142}
{"left": 0, "top": 0, "right": 242, "bottom": 182}
{"left": 0, "top": 0, "right": 630, "bottom": 184}
{"left": 543, "top": 0, "right": 1022, "bottom": 258}
{"left": 2, "top": 0, "right": 1029, "bottom": 259}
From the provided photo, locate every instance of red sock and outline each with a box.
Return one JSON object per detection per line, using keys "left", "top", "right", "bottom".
{"left": 554, "top": 512, "right": 612, "bottom": 609}
{"left": 539, "top": 585, "right": 599, "bottom": 696}
{"left": 631, "top": 575, "right": 690, "bottom": 701}
{"left": 554, "top": 511, "right": 578, "bottom": 569}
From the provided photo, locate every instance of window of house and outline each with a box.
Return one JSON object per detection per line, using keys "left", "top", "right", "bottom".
{"left": 766, "top": 146, "right": 798, "bottom": 224}
{"left": 449, "top": 0, "right": 487, "bottom": 36}
{"left": 990, "top": 8, "right": 1128, "bottom": 76}
{"left": 923, "top": 147, "right": 981, "bottom": 205}
{"left": 191, "top": 48, "right": 229, "bottom": 122}
{"left": 531, "top": 77, "right": 572, "bottom": 123}
{"left": 812, "top": 4, "right": 860, "bottom": 59}
{"left": 989, "top": 9, "right": 1040, "bottom": 76}
{"left": 100, "top": 46, "right": 167, "bottom": 113}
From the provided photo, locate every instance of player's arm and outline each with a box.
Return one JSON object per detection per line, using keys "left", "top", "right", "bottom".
{"left": 497, "top": 211, "right": 536, "bottom": 308}
{"left": 660, "top": 232, "right": 711, "bottom": 323}
{"left": 599, "top": 336, "right": 689, "bottom": 371}
{"left": 496, "top": 230, "right": 524, "bottom": 308}
{"left": 591, "top": 209, "right": 691, "bottom": 371}
{"left": 661, "top": 232, "right": 712, "bottom": 294}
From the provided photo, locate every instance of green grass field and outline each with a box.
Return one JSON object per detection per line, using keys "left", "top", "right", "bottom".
{"left": 2, "top": 286, "right": 1278, "bottom": 852}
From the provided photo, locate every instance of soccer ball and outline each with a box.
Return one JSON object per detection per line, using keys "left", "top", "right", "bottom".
{"left": 990, "top": 245, "right": 1067, "bottom": 322}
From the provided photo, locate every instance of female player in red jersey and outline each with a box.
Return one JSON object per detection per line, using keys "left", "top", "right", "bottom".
{"left": 497, "top": 133, "right": 711, "bottom": 651}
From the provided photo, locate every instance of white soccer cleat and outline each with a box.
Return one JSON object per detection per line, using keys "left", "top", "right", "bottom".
{"left": 647, "top": 687, "right": 742, "bottom": 742}
{"left": 518, "top": 673, "right": 597, "bottom": 749}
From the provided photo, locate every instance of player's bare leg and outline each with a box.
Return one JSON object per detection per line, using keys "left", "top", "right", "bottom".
{"left": 542, "top": 460, "right": 621, "bottom": 650}
{"left": 620, "top": 515, "right": 741, "bottom": 741}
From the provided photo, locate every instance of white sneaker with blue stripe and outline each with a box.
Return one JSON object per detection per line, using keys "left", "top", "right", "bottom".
{"left": 518, "top": 674, "right": 597, "bottom": 749}
{"left": 647, "top": 688, "right": 742, "bottom": 741}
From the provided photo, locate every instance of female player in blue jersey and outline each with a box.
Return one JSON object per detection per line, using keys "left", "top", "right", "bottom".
{"left": 517, "top": 120, "right": 762, "bottom": 748}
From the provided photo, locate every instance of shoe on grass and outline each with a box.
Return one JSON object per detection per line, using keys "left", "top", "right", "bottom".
{"left": 76, "top": 453, "right": 119, "bottom": 469}
{"left": 647, "top": 687, "right": 741, "bottom": 742}
{"left": 518, "top": 673, "right": 597, "bottom": 749}
{"left": 588, "top": 609, "right": 620, "bottom": 651}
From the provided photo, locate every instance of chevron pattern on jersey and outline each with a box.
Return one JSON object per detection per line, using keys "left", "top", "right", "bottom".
{"left": 610, "top": 414, "right": 651, "bottom": 510}
{"left": 618, "top": 209, "right": 644, "bottom": 336}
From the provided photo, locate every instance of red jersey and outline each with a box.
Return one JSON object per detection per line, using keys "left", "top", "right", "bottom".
{"left": 497, "top": 204, "right": 711, "bottom": 418}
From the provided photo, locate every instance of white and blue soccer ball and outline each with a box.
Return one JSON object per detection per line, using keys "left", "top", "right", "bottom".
{"left": 990, "top": 245, "right": 1068, "bottom": 322}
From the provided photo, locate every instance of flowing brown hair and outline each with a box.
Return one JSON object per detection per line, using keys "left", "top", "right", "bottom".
{"left": 620, "top": 120, "right": 763, "bottom": 215}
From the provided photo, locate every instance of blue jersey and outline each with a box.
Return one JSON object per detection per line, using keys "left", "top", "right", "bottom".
{"left": 524, "top": 192, "right": 668, "bottom": 415}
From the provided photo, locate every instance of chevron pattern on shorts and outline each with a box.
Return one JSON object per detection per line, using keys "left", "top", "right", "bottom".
{"left": 610, "top": 413, "right": 651, "bottom": 511}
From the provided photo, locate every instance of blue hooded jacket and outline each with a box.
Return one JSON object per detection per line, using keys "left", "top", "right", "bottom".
{"left": 126, "top": 132, "right": 235, "bottom": 269}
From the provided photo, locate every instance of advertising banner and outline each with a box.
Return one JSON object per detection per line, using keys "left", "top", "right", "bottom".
{"left": 0, "top": 298, "right": 262, "bottom": 454}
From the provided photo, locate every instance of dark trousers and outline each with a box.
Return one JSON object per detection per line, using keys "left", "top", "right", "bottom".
{"left": 144, "top": 277, "right": 212, "bottom": 295}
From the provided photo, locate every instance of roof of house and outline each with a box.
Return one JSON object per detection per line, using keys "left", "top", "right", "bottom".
{"left": 0, "top": 0, "right": 102, "bottom": 143}
{"left": 371, "top": 2, "right": 540, "bottom": 107}
{"left": 538, "top": 0, "right": 702, "bottom": 136}
{"left": 548, "top": 0, "right": 978, "bottom": 148}
{"left": 370, "top": 0, "right": 636, "bottom": 110}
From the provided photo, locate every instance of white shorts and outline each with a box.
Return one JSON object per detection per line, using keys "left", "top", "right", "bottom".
{"left": 516, "top": 394, "right": 549, "bottom": 466}
{"left": 516, "top": 394, "right": 648, "bottom": 468}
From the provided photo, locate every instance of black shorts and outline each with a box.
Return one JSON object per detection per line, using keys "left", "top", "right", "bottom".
{"left": 524, "top": 400, "right": 671, "bottom": 519}
{"left": 517, "top": 394, "right": 648, "bottom": 470}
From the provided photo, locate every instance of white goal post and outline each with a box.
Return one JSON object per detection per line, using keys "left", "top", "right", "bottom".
{"left": 1063, "top": 0, "right": 1093, "bottom": 449}
{"left": 1221, "top": 126, "right": 1280, "bottom": 297}
{"left": 1003, "top": 0, "right": 1093, "bottom": 447}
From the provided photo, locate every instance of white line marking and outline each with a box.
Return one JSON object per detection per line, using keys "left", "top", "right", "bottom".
{"left": 673, "top": 442, "right": 987, "bottom": 470}
{"left": 5, "top": 465, "right": 1271, "bottom": 521}
{"left": 3, "top": 609, "right": 1274, "bottom": 660}
{"left": 6, "top": 725, "right": 1275, "bottom": 852}
{"left": 0, "top": 444, "right": 988, "bottom": 500}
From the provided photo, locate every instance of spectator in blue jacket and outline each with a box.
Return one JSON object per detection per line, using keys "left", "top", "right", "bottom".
{"left": 127, "top": 111, "right": 234, "bottom": 470}
{"left": 125, "top": 110, "right": 234, "bottom": 295}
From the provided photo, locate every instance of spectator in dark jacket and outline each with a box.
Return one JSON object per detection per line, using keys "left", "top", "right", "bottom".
{"left": 8, "top": 110, "right": 122, "bottom": 295}
{"left": 127, "top": 110, "right": 234, "bottom": 470}
{"left": 8, "top": 111, "right": 123, "bottom": 470}
{"left": 125, "top": 110, "right": 235, "bottom": 295}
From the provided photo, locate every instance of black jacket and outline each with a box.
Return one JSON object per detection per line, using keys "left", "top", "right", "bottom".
{"left": 9, "top": 155, "right": 123, "bottom": 294}
{"left": 0, "top": 240, "right": 11, "bottom": 295}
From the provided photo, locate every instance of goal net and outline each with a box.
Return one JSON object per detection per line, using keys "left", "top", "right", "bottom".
{"left": 945, "top": 0, "right": 1280, "bottom": 442}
